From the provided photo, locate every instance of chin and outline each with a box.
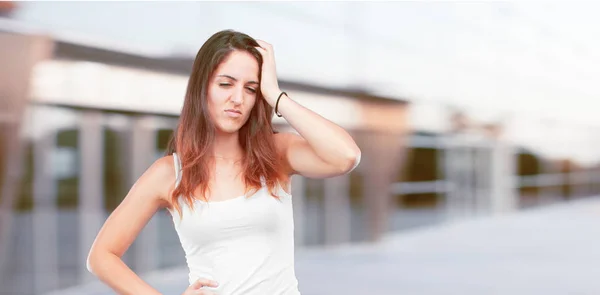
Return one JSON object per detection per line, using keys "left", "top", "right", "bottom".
{"left": 216, "top": 123, "right": 243, "bottom": 134}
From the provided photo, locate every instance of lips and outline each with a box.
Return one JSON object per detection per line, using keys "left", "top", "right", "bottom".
{"left": 225, "top": 109, "right": 242, "bottom": 118}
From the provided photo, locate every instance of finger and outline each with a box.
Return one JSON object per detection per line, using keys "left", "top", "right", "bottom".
{"left": 192, "top": 278, "right": 219, "bottom": 289}
{"left": 254, "top": 46, "right": 267, "bottom": 56}
{"left": 194, "top": 291, "right": 216, "bottom": 295}
{"left": 256, "top": 41, "right": 274, "bottom": 56}
{"left": 190, "top": 280, "right": 203, "bottom": 289}
{"left": 255, "top": 39, "right": 272, "bottom": 49}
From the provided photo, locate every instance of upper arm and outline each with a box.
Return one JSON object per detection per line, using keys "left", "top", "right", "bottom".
{"left": 275, "top": 132, "right": 360, "bottom": 179}
{"left": 88, "top": 156, "right": 175, "bottom": 259}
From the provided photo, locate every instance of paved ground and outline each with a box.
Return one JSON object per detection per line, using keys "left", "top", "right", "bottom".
{"left": 44, "top": 197, "right": 600, "bottom": 295}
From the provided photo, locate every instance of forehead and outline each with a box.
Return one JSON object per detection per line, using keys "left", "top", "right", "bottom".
{"left": 214, "top": 50, "right": 259, "bottom": 80}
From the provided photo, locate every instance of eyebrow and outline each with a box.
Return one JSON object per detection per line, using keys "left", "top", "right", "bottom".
{"left": 217, "top": 74, "right": 259, "bottom": 85}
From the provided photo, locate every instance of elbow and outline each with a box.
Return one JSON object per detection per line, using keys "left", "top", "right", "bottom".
{"left": 86, "top": 251, "right": 97, "bottom": 275}
{"left": 86, "top": 259, "right": 94, "bottom": 275}
{"left": 86, "top": 247, "right": 105, "bottom": 276}
{"left": 339, "top": 147, "right": 361, "bottom": 174}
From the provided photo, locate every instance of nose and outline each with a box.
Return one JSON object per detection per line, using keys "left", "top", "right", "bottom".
{"left": 231, "top": 86, "right": 244, "bottom": 105}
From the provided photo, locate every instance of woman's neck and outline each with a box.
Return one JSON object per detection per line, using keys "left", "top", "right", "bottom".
{"left": 211, "top": 131, "right": 244, "bottom": 161}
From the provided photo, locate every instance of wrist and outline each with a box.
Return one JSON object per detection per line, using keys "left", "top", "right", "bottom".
{"left": 264, "top": 88, "right": 282, "bottom": 105}
{"left": 274, "top": 91, "right": 288, "bottom": 118}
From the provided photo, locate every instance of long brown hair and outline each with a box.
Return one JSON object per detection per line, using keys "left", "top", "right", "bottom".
{"left": 166, "top": 30, "right": 288, "bottom": 216}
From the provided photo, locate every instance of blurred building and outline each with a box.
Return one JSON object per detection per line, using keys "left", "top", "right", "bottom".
{"left": 2, "top": 4, "right": 600, "bottom": 295}
{"left": 0, "top": 23, "right": 413, "bottom": 294}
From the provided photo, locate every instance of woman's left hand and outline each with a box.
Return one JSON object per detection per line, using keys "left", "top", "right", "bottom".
{"left": 255, "top": 40, "right": 282, "bottom": 106}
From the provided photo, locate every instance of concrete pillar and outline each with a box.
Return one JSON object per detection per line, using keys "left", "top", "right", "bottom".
{"left": 32, "top": 131, "right": 59, "bottom": 293}
{"left": 586, "top": 169, "right": 595, "bottom": 197}
{"left": 359, "top": 131, "right": 407, "bottom": 242}
{"left": 436, "top": 138, "right": 448, "bottom": 213}
{"left": 442, "top": 136, "right": 457, "bottom": 219}
{"left": 474, "top": 142, "right": 491, "bottom": 216}
{"left": 571, "top": 169, "right": 593, "bottom": 199}
{"left": 0, "top": 121, "right": 23, "bottom": 283}
{"left": 78, "top": 110, "right": 105, "bottom": 283}
{"left": 0, "top": 32, "right": 60, "bottom": 294}
{"left": 465, "top": 143, "right": 479, "bottom": 217}
{"left": 128, "top": 115, "right": 159, "bottom": 274}
{"left": 323, "top": 173, "right": 351, "bottom": 246}
{"left": 291, "top": 174, "right": 306, "bottom": 248}
{"left": 488, "top": 141, "right": 502, "bottom": 215}
{"left": 586, "top": 168, "right": 596, "bottom": 197}
{"left": 445, "top": 134, "right": 475, "bottom": 220}
{"left": 489, "top": 141, "right": 518, "bottom": 215}
{"left": 0, "top": 32, "right": 54, "bottom": 280}
{"left": 593, "top": 167, "right": 600, "bottom": 196}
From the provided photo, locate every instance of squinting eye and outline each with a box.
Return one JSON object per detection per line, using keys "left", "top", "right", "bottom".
{"left": 246, "top": 87, "right": 257, "bottom": 93}
{"left": 219, "top": 83, "right": 232, "bottom": 87}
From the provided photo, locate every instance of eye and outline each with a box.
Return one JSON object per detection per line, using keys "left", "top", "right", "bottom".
{"left": 219, "top": 82, "right": 232, "bottom": 87}
{"left": 245, "top": 87, "right": 257, "bottom": 94}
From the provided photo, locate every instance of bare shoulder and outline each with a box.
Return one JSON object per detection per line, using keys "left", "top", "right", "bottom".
{"left": 148, "top": 155, "right": 177, "bottom": 181}
{"left": 133, "top": 155, "right": 177, "bottom": 207}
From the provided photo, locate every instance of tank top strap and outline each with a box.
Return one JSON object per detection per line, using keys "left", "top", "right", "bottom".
{"left": 172, "top": 152, "right": 182, "bottom": 188}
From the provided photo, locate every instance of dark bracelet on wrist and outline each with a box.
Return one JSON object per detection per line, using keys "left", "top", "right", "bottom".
{"left": 274, "top": 91, "right": 287, "bottom": 117}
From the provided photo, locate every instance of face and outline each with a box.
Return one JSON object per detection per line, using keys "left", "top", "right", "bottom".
{"left": 207, "top": 50, "right": 260, "bottom": 135}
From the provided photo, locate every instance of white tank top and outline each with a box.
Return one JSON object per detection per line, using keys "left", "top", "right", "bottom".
{"left": 169, "top": 153, "right": 301, "bottom": 295}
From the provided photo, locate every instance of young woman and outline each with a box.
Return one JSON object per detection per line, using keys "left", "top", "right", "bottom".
{"left": 86, "top": 29, "right": 361, "bottom": 295}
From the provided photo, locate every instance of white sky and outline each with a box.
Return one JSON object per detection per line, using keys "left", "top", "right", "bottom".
{"left": 9, "top": 1, "right": 600, "bottom": 163}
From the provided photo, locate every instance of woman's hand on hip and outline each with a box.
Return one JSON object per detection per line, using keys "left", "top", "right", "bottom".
{"left": 182, "top": 278, "right": 219, "bottom": 295}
